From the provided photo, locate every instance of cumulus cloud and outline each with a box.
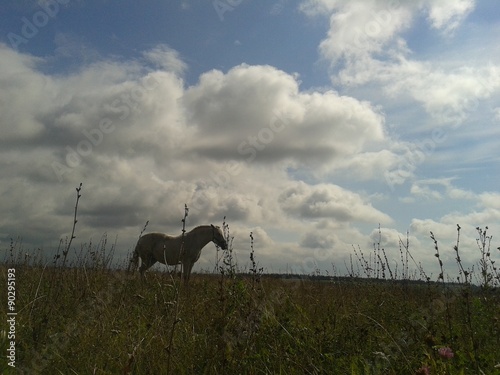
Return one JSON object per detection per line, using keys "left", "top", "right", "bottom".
{"left": 0, "top": 47, "right": 50, "bottom": 141}
{"left": 279, "top": 181, "right": 393, "bottom": 224}
{"left": 378, "top": 62, "right": 500, "bottom": 126}
{"left": 183, "top": 64, "right": 389, "bottom": 173}
{"left": 1, "top": 35, "right": 497, "bottom": 279}
{"left": 301, "top": 0, "right": 413, "bottom": 64}
{"left": 0, "top": 42, "right": 400, "bottom": 273}
{"left": 300, "top": 0, "right": 500, "bottom": 127}
{"left": 300, "top": 231, "right": 339, "bottom": 249}
{"left": 425, "top": 0, "right": 475, "bottom": 34}
{"left": 300, "top": 0, "right": 475, "bottom": 59}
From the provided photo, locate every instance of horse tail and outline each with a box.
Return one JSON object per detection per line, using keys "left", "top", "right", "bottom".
{"left": 127, "top": 239, "right": 141, "bottom": 273}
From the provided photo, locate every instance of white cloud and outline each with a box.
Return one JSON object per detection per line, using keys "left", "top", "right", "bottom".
{"left": 300, "top": 0, "right": 475, "bottom": 59}
{"left": 143, "top": 44, "right": 188, "bottom": 75}
{"left": 410, "top": 178, "right": 480, "bottom": 202}
{"left": 278, "top": 181, "right": 392, "bottom": 224}
{"left": 493, "top": 107, "right": 500, "bottom": 122}
{"left": 310, "top": 1, "right": 413, "bottom": 64}
{"left": 448, "top": 186, "right": 477, "bottom": 201}
{"left": 1, "top": 35, "right": 498, "bottom": 281}
{"left": 479, "top": 192, "right": 500, "bottom": 210}
{"left": 411, "top": 183, "right": 443, "bottom": 201}
{"left": 182, "top": 64, "right": 388, "bottom": 174}
{"left": 379, "top": 62, "right": 500, "bottom": 126}
{"left": 0, "top": 43, "right": 398, "bottom": 271}
{"left": 409, "top": 184, "right": 500, "bottom": 271}
{"left": 330, "top": 149, "right": 401, "bottom": 181}
{"left": 0, "top": 46, "right": 49, "bottom": 140}
{"left": 300, "top": 230, "right": 339, "bottom": 249}
{"left": 425, "top": 0, "right": 475, "bottom": 34}
{"left": 300, "top": 0, "right": 500, "bottom": 127}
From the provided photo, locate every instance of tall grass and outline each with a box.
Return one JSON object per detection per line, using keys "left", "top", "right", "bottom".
{"left": 1, "top": 188, "right": 499, "bottom": 374}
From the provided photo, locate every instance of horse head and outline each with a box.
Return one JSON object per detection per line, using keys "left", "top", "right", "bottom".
{"left": 211, "top": 224, "right": 228, "bottom": 250}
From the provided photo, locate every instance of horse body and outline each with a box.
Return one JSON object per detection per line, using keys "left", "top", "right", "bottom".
{"left": 129, "top": 224, "right": 227, "bottom": 283}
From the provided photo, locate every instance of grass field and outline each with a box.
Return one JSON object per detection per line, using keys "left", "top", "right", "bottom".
{"left": 1, "top": 236, "right": 499, "bottom": 375}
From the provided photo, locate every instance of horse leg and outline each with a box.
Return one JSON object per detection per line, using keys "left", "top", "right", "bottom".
{"left": 128, "top": 245, "right": 140, "bottom": 273}
{"left": 182, "top": 261, "right": 194, "bottom": 287}
{"left": 139, "top": 255, "right": 157, "bottom": 281}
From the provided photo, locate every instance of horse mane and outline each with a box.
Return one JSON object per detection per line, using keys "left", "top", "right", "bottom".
{"left": 191, "top": 224, "right": 219, "bottom": 231}
{"left": 193, "top": 224, "right": 212, "bottom": 229}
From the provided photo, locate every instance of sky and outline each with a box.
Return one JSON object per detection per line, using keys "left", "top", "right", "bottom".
{"left": 1, "top": 0, "right": 499, "bottom": 281}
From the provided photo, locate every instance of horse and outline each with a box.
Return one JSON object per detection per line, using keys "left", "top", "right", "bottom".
{"left": 128, "top": 224, "right": 228, "bottom": 284}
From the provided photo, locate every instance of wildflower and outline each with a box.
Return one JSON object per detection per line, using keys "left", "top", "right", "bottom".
{"left": 415, "top": 366, "right": 430, "bottom": 375}
{"left": 438, "top": 346, "right": 454, "bottom": 360}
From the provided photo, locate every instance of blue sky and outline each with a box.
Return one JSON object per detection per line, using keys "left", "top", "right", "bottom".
{"left": 3, "top": 0, "right": 329, "bottom": 85}
{"left": 1, "top": 0, "right": 499, "bottom": 280}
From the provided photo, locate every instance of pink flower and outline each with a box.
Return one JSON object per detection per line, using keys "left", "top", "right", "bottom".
{"left": 438, "top": 346, "right": 454, "bottom": 360}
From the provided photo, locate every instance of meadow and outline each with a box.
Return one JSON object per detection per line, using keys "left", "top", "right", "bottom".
{"left": 1, "top": 231, "right": 499, "bottom": 375}
{"left": 1, "top": 193, "right": 499, "bottom": 374}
